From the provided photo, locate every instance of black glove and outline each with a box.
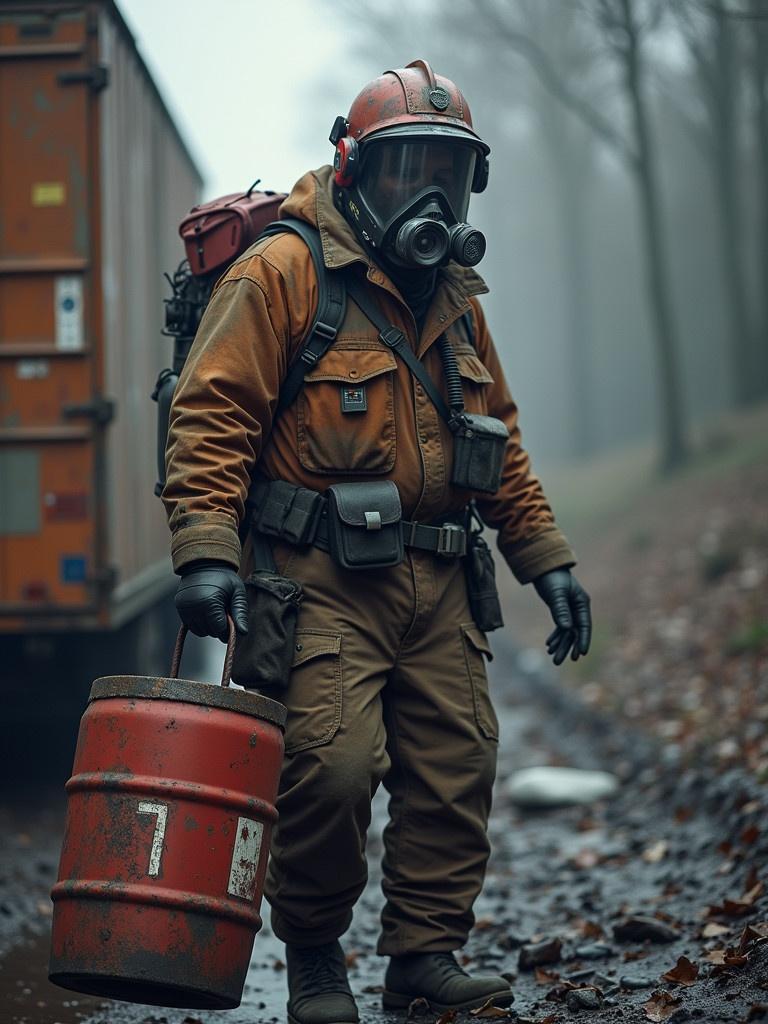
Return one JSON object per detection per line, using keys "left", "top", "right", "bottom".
{"left": 533, "top": 568, "right": 591, "bottom": 666}
{"left": 175, "top": 559, "right": 249, "bottom": 641}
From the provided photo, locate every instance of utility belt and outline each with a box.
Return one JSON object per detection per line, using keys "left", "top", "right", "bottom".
{"left": 232, "top": 477, "right": 504, "bottom": 691}
{"left": 248, "top": 478, "right": 467, "bottom": 569}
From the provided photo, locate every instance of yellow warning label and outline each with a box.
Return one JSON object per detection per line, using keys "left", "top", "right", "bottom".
{"left": 32, "top": 182, "right": 66, "bottom": 207}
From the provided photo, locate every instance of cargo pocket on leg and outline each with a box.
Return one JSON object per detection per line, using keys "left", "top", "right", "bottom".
{"left": 283, "top": 629, "right": 343, "bottom": 755}
{"left": 461, "top": 624, "right": 499, "bottom": 742}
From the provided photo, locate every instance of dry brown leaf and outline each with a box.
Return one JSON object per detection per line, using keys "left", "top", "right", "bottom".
{"left": 581, "top": 920, "right": 604, "bottom": 940}
{"left": 643, "top": 989, "right": 683, "bottom": 1022}
{"left": 535, "top": 967, "right": 560, "bottom": 985}
{"left": 702, "top": 922, "right": 730, "bottom": 938}
{"left": 435, "top": 1011, "right": 457, "bottom": 1024}
{"left": 345, "top": 951, "right": 359, "bottom": 969}
{"left": 474, "top": 917, "right": 495, "bottom": 931}
{"left": 741, "top": 825, "right": 760, "bottom": 845}
{"left": 661, "top": 956, "right": 699, "bottom": 987}
{"left": 469, "top": 997, "right": 513, "bottom": 1018}
{"left": 643, "top": 840, "right": 669, "bottom": 864}
{"left": 705, "top": 949, "right": 727, "bottom": 965}
{"left": 272, "top": 958, "right": 286, "bottom": 971}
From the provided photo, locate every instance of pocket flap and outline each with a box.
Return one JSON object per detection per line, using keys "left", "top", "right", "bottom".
{"left": 455, "top": 350, "right": 494, "bottom": 385}
{"left": 291, "top": 629, "right": 342, "bottom": 668}
{"left": 328, "top": 480, "right": 402, "bottom": 527}
{"left": 462, "top": 624, "right": 494, "bottom": 661}
{"left": 304, "top": 347, "right": 397, "bottom": 384}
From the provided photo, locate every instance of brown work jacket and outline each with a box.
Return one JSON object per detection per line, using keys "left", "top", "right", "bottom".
{"left": 163, "top": 165, "right": 575, "bottom": 583}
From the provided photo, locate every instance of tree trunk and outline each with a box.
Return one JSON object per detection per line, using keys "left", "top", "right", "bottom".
{"left": 621, "top": 0, "right": 688, "bottom": 471}
{"left": 711, "top": 6, "right": 756, "bottom": 406}
{"left": 751, "top": 0, "right": 768, "bottom": 397}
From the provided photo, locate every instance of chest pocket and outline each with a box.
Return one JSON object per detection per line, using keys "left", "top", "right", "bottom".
{"left": 454, "top": 346, "right": 494, "bottom": 416}
{"left": 297, "top": 344, "right": 398, "bottom": 475}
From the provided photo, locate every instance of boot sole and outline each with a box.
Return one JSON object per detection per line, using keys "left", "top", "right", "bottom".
{"left": 382, "top": 988, "right": 514, "bottom": 1013}
{"left": 288, "top": 1013, "right": 359, "bottom": 1024}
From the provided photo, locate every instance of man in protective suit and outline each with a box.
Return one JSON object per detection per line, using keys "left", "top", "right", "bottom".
{"left": 163, "top": 61, "right": 591, "bottom": 1024}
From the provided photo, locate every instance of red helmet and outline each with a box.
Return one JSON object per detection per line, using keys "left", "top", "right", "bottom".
{"left": 330, "top": 60, "right": 489, "bottom": 194}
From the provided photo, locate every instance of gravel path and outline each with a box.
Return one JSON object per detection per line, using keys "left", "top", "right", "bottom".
{"left": 1, "top": 635, "right": 766, "bottom": 1024}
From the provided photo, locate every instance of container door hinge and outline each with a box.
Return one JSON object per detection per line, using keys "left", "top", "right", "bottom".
{"left": 62, "top": 397, "right": 115, "bottom": 427}
{"left": 58, "top": 63, "right": 110, "bottom": 93}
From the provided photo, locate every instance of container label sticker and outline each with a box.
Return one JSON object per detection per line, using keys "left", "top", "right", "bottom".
{"left": 32, "top": 181, "right": 66, "bottom": 206}
{"left": 60, "top": 555, "right": 87, "bottom": 583}
{"left": 227, "top": 817, "right": 263, "bottom": 901}
{"left": 16, "top": 359, "right": 49, "bottom": 380}
{"left": 55, "top": 276, "right": 84, "bottom": 351}
{"left": 137, "top": 802, "right": 168, "bottom": 877}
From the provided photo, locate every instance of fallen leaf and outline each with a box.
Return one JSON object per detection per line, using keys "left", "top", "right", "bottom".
{"left": 674, "top": 806, "right": 693, "bottom": 823}
{"left": 642, "top": 989, "right": 683, "bottom": 1022}
{"left": 469, "top": 997, "right": 514, "bottom": 1018}
{"left": 272, "top": 958, "right": 286, "bottom": 971}
{"left": 435, "top": 1012, "right": 457, "bottom": 1024}
{"left": 474, "top": 917, "right": 495, "bottom": 931}
{"left": 581, "top": 920, "right": 604, "bottom": 940}
{"left": 742, "top": 825, "right": 760, "bottom": 845}
{"left": 747, "top": 1003, "right": 768, "bottom": 1020}
{"left": 361, "top": 984, "right": 384, "bottom": 994}
{"left": 705, "top": 949, "right": 727, "bottom": 965}
{"left": 702, "top": 922, "right": 730, "bottom": 938}
{"left": 643, "top": 840, "right": 669, "bottom": 864}
{"left": 661, "top": 956, "right": 699, "bottom": 987}
{"left": 345, "top": 951, "right": 359, "bottom": 968}
{"left": 535, "top": 967, "right": 560, "bottom": 985}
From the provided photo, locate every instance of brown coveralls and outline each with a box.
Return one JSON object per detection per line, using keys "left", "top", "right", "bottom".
{"left": 163, "top": 165, "right": 575, "bottom": 954}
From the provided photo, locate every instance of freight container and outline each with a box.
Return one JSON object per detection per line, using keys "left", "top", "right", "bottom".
{"left": 0, "top": 0, "right": 203, "bottom": 633}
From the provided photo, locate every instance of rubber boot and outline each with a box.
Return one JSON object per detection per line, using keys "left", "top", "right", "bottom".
{"left": 383, "top": 952, "right": 513, "bottom": 1012}
{"left": 286, "top": 940, "right": 359, "bottom": 1024}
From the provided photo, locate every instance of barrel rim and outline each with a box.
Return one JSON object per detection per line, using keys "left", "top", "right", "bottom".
{"left": 89, "top": 675, "right": 286, "bottom": 728}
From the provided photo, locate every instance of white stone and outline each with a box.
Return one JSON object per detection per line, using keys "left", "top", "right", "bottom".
{"left": 505, "top": 766, "right": 620, "bottom": 807}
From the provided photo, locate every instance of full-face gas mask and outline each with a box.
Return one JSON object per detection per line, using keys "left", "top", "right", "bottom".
{"left": 332, "top": 122, "right": 490, "bottom": 270}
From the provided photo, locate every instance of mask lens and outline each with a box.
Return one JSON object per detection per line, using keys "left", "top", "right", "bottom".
{"left": 359, "top": 139, "right": 476, "bottom": 223}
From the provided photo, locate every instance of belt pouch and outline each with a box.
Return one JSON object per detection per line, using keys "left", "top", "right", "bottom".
{"left": 325, "top": 481, "right": 404, "bottom": 570}
{"left": 451, "top": 413, "right": 509, "bottom": 494}
{"left": 231, "top": 570, "right": 303, "bottom": 689}
{"left": 465, "top": 532, "right": 504, "bottom": 631}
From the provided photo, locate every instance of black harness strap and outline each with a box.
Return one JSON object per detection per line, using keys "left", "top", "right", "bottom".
{"left": 344, "top": 273, "right": 459, "bottom": 428}
{"left": 258, "top": 218, "right": 347, "bottom": 415}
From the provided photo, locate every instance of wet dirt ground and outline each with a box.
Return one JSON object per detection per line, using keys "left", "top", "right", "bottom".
{"left": 1, "top": 635, "right": 767, "bottom": 1024}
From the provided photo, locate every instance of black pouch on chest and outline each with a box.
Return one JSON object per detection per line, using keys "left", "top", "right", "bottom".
{"left": 325, "top": 480, "right": 404, "bottom": 570}
{"left": 450, "top": 413, "right": 509, "bottom": 494}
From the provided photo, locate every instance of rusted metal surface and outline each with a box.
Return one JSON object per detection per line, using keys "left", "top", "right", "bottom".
{"left": 89, "top": 675, "right": 287, "bottom": 727}
{"left": 0, "top": 1, "right": 202, "bottom": 632}
{"left": 49, "top": 674, "right": 284, "bottom": 1009}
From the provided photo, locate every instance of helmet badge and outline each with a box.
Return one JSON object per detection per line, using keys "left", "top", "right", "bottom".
{"left": 429, "top": 87, "right": 450, "bottom": 111}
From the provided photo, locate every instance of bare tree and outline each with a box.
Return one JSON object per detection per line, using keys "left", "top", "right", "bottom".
{"left": 671, "top": 0, "right": 759, "bottom": 406}
{"left": 472, "top": 0, "right": 689, "bottom": 469}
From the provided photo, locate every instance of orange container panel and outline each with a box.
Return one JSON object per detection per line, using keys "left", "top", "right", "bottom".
{"left": 0, "top": 1, "right": 203, "bottom": 632}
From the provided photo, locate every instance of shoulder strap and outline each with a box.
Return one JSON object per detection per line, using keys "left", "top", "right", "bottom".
{"left": 258, "top": 218, "right": 347, "bottom": 414}
{"left": 344, "top": 273, "right": 456, "bottom": 428}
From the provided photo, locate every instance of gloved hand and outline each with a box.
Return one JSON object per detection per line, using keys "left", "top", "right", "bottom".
{"left": 175, "top": 559, "right": 249, "bottom": 641}
{"left": 533, "top": 568, "right": 591, "bottom": 666}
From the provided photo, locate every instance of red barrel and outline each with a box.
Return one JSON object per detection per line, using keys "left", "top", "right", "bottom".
{"left": 49, "top": 623, "right": 286, "bottom": 1009}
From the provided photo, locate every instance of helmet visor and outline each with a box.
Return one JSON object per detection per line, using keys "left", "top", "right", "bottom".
{"left": 359, "top": 138, "right": 477, "bottom": 224}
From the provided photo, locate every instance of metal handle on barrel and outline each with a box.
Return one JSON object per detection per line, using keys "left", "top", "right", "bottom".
{"left": 170, "top": 616, "right": 236, "bottom": 688}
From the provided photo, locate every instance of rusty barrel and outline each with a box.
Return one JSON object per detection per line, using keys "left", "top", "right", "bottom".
{"left": 49, "top": 621, "right": 286, "bottom": 1009}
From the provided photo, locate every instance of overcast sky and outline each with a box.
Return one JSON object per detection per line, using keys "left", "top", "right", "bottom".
{"left": 119, "top": 0, "right": 368, "bottom": 199}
